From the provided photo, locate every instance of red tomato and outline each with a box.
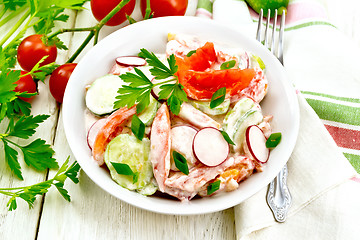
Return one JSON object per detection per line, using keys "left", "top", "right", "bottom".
{"left": 17, "top": 34, "right": 57, "bottom": 72}
{"left": 140, "top": 0, "right": 188, "bottom": 18}
{"left": 90, "top": 0, "right": 136, "bottom": 26}
{"left": 175, "top": 42, "right": 256, "bottom": 100}
{"left": 14, "top": 71, "right": 37, "bottom": 102}
{"left": 49, "top": 63, "right": 77, "bottom": 103}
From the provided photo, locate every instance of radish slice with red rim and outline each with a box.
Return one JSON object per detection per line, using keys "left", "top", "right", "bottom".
{"left": 245, "top": 125, "right": 269, "bottom": 163}
{"left": 87, "top": 118, "right": 107, "bottom": 150}
{"left": 115, "top": 56, "right": 146, "bottom": 67}
{"left": 192, "top": 127, "right": 229, "bottom": 167}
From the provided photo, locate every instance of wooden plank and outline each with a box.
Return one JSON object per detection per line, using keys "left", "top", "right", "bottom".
{"left": 0, "top": 8, "right": 76, "bottom": 240}
{"left": 37, "top": 2, "right": 235, "bottom": 240}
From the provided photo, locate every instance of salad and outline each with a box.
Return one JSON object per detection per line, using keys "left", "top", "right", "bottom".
{"left": 83, "top": 33, "right": 278, "bottom": 201}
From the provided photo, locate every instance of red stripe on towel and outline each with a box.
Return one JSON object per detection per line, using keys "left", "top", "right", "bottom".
{"left": 325, "top": 125, "right": 360, "bottom": 150}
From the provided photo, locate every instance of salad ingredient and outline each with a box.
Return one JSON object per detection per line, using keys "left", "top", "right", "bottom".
{"left": 223, "top": 97, "right": 263, "bottom": 152}
{"left": 140, "top": 0, "right": 188, "bottom": 18}
{"left": 207, "top": 180, "right": 221, "bottom": 195}
{"left": 90, "top": 0, "right": 136, "bottom": 26}
{"left": 111, "top": 162, "right": 139, "bottom": 183}
{"left": 14, "top": 71, "right": 37, "bottom": 102}
{"left": 49, "top": 63, "right": 77, "bottom": 103}
{"left": 86, "top": 74, "right": 124, "bottom": 115}
{"left": 150, "top": 78, "right": 177, "bottom": 101}
{"left": 172, "top": 151, "right": 189, "bottom": 175}
{"left": 115, "top": 50, "right": 187, "bottom": 115}
{"left": 87, "top": 118, "right": 107, "bottom": 150}
{"left": 149, "top": 103, "right": 171, "bottom": 192}
{"left": 104, "top": 134, "right": 155, "bottom": 193}
{"left": 92, "top": 106, "right": 137, "bottom": 166}
{"left": 193, "top": 127, "right": 229, "bottom": 167}
{"left": 190, "top": 98, "right": 230, "bottom": 116}
{"left": 220, "top": 130, "right": 235, "bottom": 145}
{"left": 245, "top": 125, "right": 269, "bottom": 163}
{"left": 131, "top": 115, "right": 145, "bottom": 141}
{"left": 115, "top": 56, "right": 146, "bottom": 67}
{"left": 178, "top": 103, "right": 221, "bottom": 129}
{"left": 175, "top": 42, "right": 256, "bottom": 100}
{"left": 137, "top": 95, "right": 159, "bottom": 125}
{"left": 266, "top": 132, "right": 282, "bottom": 148}
{"left": 245, "top": 0, "right": 288, "bottom": 17}
{"left": 170, "top": 125, "right": 197, "bottom": 169}
{"left": 2, "top": 157, "right": 80, "bottom": 211}
{"left": 220, "top": 60, "right": 236, "bottom": 70}
{"left": 17, "top": 34, "right": 57, "bottom": 72}
{"left": 210, "top": 87, "right": 226, "bottom": 109}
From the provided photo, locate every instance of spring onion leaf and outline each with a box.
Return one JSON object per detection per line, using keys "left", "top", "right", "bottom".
{"left": 207, "top": 180, "right": 221, "bottom": 195}
{"left": 220, "top": 130, "right": 235, "bottom": 145}
{"left": 173, "top": 151, "right": 189, "bottom": 175}
{"left": 110, "top": 162, "right": 139, "bottom": 183}
{"left": 266, "top": 132, "right": 282, "bottom": 148}
{"left": 186, "top": 50, "right": 196, "bottom": 57}
{"left": 220, "top": 60, "right": 236, "bottom": 70}
{"left": 210, "top": 87, "right": 226, "bottom": 109}
{"left": 131, "top": 115, "right": 145, "bottom": 141}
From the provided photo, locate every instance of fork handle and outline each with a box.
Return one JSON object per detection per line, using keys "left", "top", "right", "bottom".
{"left": 266, "top": 164, "right": 292, "bottom": 222}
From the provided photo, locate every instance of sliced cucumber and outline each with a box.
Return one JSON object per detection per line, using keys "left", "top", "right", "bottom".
{"left": 138, "top": 95, "right": 160, "bottom": 126}
{"left": 85, "top": 74, "right": 124, "bottom": 115}
{"left": 223, "top": 97, "right": 263, "bottom": 152}
{"left": 104, "top": 134, "right": 156, "bottom": 194}
{"left": 190, "top": 98, "right": 230, "bottom": 116}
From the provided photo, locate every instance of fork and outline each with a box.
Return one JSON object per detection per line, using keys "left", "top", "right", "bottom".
{"left": 256, "top": 9, "right": 291, "bottom": 223}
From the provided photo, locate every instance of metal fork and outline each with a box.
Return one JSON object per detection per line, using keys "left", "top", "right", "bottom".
{"left": 256, "top": 9, "right": 291, "bottom": 223}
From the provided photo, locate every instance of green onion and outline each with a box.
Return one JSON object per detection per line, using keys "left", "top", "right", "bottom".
{"left": 131, "top": 115, "right": 145, "bottom": 141}
{"left": 220, "top": 60, "right": 236, "bottom": 70}
{"left": 266, "top": 132, "right": 282, "bottom": 148}
{"left": 173, "top": 151, "right": 189, "bottom": 175}
{"left": 210, "top": 87, "right": 226, "bottom": 109}
{"left": 207, "top": 180, "right": 221, "bottom": 195}
{"left": 220, "top": 130, "right": 235, "bottom": 145}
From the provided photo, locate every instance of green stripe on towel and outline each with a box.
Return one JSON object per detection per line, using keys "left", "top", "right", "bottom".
{"left": 343, "top": 153, "right": 360, "bottom": 173}
{"left": 305, "top": 98, "right": 360, "bottom": 126}
{"left": 302, "top": 91, "right": 360, "bottom": 103}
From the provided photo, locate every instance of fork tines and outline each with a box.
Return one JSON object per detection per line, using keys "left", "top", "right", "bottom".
{"left": 256, "top": 9, "right": 286, "bottom": 65}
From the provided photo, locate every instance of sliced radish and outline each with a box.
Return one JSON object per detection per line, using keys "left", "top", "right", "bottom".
{"left": 115, "top": 56, "right": 146, "bottom": 67}
{"left": 87, "top": 118, "right": 107, "bottom": 150}
{"left": 245, "top": 125, "right": 269, "bottom": 163}
{"left": 192, "top": 127, "right": 229, "bottom": 167}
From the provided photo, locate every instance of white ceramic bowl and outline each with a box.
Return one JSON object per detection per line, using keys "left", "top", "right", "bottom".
{"left": 63, "top": 16, "right": 299, "bottom": 215}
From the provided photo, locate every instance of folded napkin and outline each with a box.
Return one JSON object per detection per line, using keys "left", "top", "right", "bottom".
{"left": 201, "top": 0, "right": 360, "bottom": 238}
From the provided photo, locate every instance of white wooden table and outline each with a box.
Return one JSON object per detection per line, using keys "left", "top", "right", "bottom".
{"left": 0, "top": 1, "right": 359, "bottom": 239}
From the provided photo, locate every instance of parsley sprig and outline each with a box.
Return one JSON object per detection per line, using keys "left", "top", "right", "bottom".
{"left": 114, "top": 49, "right": 188, "bottom": 115}
{"left": 0, "top": 157, "right": 80, "bottom": 211}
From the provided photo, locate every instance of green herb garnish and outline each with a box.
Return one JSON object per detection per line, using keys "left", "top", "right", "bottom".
{"left": 210, "top": 87, "right": 226, "bottom": 109}
{"left": 186, "top": 50, "right": 196, "bottom": 57}
{"left": 220, "top": 130, "right": 235, "bottom": 145}
{"left": 172, "top": 151, "right": 189, "bottom": 175}
{"left": 111, "top": 162, "right": 139, "bottom": 184}
{"left": 114, "top": 49, "right": 188, "bottom": 115}
{"left": 131, "top": 115, "right": 145, "bottom": 141}
{"left": 220, "top": 60, "right": 236, "bottom": 70}
{"left": 207, "top": 180, "right": 221, "bottom": 195}
{"left": 266, "top": 132, "right": 282, "bottom": 148}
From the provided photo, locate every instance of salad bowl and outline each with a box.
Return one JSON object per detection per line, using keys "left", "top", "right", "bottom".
{"left": 62, "top": 16, "right": 299, "bottom": 215}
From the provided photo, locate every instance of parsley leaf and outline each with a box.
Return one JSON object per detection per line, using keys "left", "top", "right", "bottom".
{"left": 7, "top": 115, "right": 49, "bottom": 139}
{"left": 0, "top": 157, "right": 80, "bottom": 211}
{"left": 3, "top": 141, "right": 23, "bottom": 180}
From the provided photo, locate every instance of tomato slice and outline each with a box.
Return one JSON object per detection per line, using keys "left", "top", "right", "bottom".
{"left": 175, "top": 42, "right": 255, "bottom": 100}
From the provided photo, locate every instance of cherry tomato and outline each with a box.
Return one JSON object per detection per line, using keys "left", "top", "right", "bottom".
{"left": 49, "top": 63, "right": 77, "bottom": 103}
{"left": 17, "top": 34, "right": 57, "bottom": 72}
{"left": 90, "top": 0, "right": 136, "bottom": 26}
{"left": 140, "top": 0, "right": 188, "bottom": 18}
{"left": 14, "top": 71, "right": 37, "bottom": 102}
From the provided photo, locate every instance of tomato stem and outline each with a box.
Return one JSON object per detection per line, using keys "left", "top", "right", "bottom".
{"left": 66, "top": 31, "right": 95, "bottom": 63}
{"left": 0, "top": 8, "right": 30, "bottom": 46}
{"left": 47, "top": 27, "right": 95, "bottom": 40}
